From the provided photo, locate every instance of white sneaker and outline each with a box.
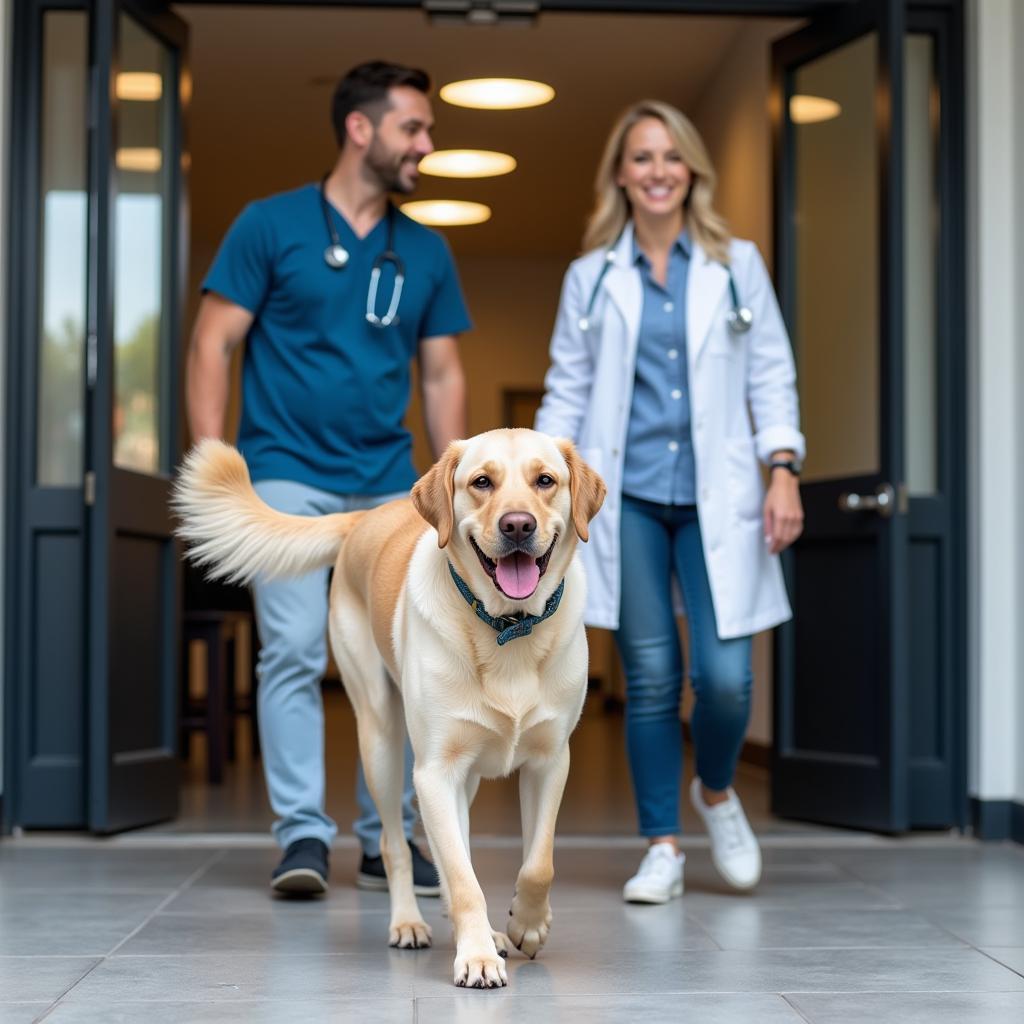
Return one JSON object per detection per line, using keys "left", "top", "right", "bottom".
{"left": 690, "top": 777, "right": 762, "bottom": 891}
{"left": 622, "top": 843, "right": 685, "bottom": 904}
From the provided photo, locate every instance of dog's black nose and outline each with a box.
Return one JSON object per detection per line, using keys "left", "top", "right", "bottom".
{"left": 499, "top": 511, "right": 537, "bottom": 544}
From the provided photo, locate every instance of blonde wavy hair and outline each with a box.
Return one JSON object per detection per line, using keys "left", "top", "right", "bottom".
{"left": 582, "top": 99, "right": 731, "bottom": 264}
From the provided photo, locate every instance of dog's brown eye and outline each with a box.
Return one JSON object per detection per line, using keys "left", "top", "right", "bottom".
{"left": 472, "top": 475, "right": 492, "bottom": 490}
{"left": 537, "top": 474, "right": 555, "bottom": 489}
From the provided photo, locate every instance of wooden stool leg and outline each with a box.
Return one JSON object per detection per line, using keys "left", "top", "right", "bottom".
{"left": 250, "top": 624, "right": 261, "bottom": 760}
{"left": 200, "top": 622, "right": 228, "bottom": 785}
{"left": 225, "top": 632, "right": 238, "bottom": 763}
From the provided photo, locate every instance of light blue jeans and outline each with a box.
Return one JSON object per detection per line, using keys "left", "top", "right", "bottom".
{"left": 252, "top": 479, "right": 417, "bottom": 855}
{"left": 615, "top": 495, "right": 753, "bottom": 837}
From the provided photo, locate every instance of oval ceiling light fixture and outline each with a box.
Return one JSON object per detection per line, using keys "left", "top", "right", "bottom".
{"left": 789, "top": 94, "right": 842, "bottom": 125}
{"left": 116, "top": 147, "right": 162, "bottom": 172}
{"left": 116, "top": 72, "right": 163, "bottom": 101}
{"left": 419, "top": 149, "right": 517, "bottom": 179}
{"left": 440, "top": 78, "right": 554, "bottom": 111}
{"left": 400, "top": 200, "right": 492, "bottom": 227}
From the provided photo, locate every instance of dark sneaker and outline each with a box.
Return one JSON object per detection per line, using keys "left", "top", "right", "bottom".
{"left": 271, "top": 837, "right": 329, "bottom": 897}
{"left": 356, "top": 840, "right": 441, "bottom": 897}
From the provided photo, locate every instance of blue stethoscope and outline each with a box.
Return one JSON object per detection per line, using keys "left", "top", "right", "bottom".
{"left": 578, "top": 234, "right": 753, "bottom": 335}
{"left": 319, "top": 176, "right": 405, "bottom": 328}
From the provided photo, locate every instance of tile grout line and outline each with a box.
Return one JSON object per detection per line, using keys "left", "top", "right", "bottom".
{"left": 3, "top": 831, "right": 987, "bottom": 850}
{"left": 827, "top": 860, "right": 910, "bottom": 909}
{"left": 780, "top": 992, "right": 816, "bottom": 1023}
{"left": 682, "top": 911, "right": 725, "bottom": 952}
{"left": 32, "top": 849, "right": 228, "bottom": 1022}
{"left": 975, "top": 948, "right": 1024, "bottom": 981}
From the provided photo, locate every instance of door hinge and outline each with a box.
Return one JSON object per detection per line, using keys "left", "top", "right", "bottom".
{"left": 84, "top": 471, "right": 96, "bottom": 506}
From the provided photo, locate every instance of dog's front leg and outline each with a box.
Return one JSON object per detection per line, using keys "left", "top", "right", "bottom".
{"left": 415, "top": 764, "right": 508, "bottom": 988}
{"left": 508, "top": 745, "right": 570, "bottom": 959}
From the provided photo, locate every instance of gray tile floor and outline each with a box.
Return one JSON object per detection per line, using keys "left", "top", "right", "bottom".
{"left": 3, "top": 835, "right": 1024, "bottom": 1022}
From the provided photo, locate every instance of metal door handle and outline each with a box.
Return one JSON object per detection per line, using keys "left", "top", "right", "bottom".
{"left": 838, "top": 483, "right": 896, "bottom": 517}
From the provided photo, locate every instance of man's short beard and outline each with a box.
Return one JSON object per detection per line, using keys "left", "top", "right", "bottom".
{"left": 365, "top": 135, "right": 415, "bottom": 195}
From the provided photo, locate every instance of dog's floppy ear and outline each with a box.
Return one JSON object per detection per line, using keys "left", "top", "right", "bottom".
{"left": 557, "top": 439, "right": 607, "bottom": 542}
{"left": 411, "top": 441, "right": 465, "bottom": 548}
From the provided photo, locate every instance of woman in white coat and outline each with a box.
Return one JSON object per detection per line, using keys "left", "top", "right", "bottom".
{"left": 536, "top": 100, "right": 805, "bottom": 903}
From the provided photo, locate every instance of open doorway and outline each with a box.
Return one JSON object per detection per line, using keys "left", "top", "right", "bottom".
{"left": 3, "top": 0, "right": 966, "bottom": 839}
{"left": 166, "top": 3, "right": 804, "bottom": 839}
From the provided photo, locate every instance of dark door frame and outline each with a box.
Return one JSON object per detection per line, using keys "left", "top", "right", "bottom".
{"left": 3, "top": 0, "right": 967, "bottom": 833}
{"left": 769, "top": 1, "right": 967, "bottom": 832}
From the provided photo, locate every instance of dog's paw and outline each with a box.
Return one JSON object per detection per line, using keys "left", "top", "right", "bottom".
{"left": 389, "top": 919, "right": 432, "bottom": 949}
{"left": 491, "top": 929, "right": 512, "bottom": 959}
{"left": 507, "top": 897, "right": 552, "bottom": 959}
{"left": 453, "top": 948, "right": 508, "bottom": 988}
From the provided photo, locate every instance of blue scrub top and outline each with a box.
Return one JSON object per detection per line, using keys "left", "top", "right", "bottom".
{"left": 202, "top": 183, "right": 472, "bottom": 496}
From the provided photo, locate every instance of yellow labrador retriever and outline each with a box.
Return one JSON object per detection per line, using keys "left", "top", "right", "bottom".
{"left": 174, "top": 428, "right": 605, "bottom": 988}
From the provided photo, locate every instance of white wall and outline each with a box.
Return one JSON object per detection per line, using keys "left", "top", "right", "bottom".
{"left": 1017, "top": 3, "right": 1024, "bottom": 810}
{"left": 967, "top": 0, "right": 1024, "bottom": 806}
{"left": 0, "top": 0, "right": 10, "bottom": 798}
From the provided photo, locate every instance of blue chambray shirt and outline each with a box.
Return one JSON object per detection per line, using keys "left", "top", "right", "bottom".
{"left": 621, "top": 230, "right": 697, "bottom": 505}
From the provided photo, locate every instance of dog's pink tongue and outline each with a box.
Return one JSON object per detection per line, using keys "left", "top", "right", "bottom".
{"left": 496, "top": 551, "right": 540, "bottom": 599}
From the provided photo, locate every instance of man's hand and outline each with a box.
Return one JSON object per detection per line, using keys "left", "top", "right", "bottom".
{"left": 419, "top": 335, "right": 466, "bottom": 458}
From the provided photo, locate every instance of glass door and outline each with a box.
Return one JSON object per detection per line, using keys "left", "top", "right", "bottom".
{"left": 771, "top": 0, "right": 910, "bottom": 831}
{"left": 86, "top": 0, "right": 188, "bottom": 832}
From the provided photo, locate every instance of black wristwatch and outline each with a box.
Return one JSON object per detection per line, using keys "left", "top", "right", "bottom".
{"left": 769, "top": 458, "right": 801, "bottom": 478}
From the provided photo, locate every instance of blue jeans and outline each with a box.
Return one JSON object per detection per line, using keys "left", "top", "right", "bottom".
{"left": 615, "top": 495, "right": 753, "bottom": 837}
{"left": 252, "top": 479, "right": 417, "bottom": 856}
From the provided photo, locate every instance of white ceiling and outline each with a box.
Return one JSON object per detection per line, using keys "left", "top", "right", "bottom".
{"left": 176, "top": 4, "right": 750, "bottom": 259}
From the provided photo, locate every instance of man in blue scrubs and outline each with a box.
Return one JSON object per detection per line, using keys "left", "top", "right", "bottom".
{"left": 186, "top": 62, "right": 470, "bottom": 897}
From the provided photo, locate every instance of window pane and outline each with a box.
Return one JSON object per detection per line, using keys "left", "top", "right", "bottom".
{"left": 113, "top": 14, "right": 172, "bottom": 475}
{"left": 904, "top": 33, "right": 939, "bottom": 495}
{"left": 37, "top": 12, "right": 88, "bottom": 487}
{"left": 792, "top": 33, "right": 879, "bottom": 483}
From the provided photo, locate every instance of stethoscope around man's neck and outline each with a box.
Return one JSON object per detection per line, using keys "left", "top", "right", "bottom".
{"left": 578, "top": 226, "right": 754, "bottom": 335}
{"left": 318, "top": 174, "right": 405, "bottom": 328}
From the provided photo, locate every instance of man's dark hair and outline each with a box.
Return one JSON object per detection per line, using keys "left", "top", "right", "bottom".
{"left": 331, "top": 61, "right": 431, "bottom": 148}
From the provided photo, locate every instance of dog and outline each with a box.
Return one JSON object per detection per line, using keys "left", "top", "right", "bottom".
{"left": 174, "top": 428, "right": 605, "bottom": 988}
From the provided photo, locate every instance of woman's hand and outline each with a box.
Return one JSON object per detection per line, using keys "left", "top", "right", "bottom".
{"left": 763, "top": 470, "right": 804, "bottom": 554}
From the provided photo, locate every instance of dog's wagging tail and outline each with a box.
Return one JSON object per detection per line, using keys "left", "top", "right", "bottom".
{"left": 172, "top": 438, "right": 360, "bottom": 585}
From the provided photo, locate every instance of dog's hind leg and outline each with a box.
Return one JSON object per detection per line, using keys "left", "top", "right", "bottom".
{"left": 507, "top": 745, "right": 570, "bottom": 959}
{"left": 330, "top": 599, "right": 430, "bottom": 950}
{"left": 356, "top": 687, "right": 431, "bottom": 949}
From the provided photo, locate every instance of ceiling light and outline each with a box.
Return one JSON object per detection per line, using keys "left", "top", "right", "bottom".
{"left": 419, "top": 150, "right": 517, "bottom": 178}
{"left": 116, "top": 72, "right": 162, "bottom": 101}
{"left": 116, "top": 147, "right": 162, "bottom": 172}
{"left": 789, "top": 94, "right": 842, "bottom": 124}
{"left": 439, "top": 78, "right": 554, "bottom": 110}
{"left": 399, "top": 200, "right": 491, "bottom": 226}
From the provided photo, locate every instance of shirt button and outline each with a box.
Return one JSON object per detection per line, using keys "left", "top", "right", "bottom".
{"left": 667, "top": 348, "right": 678, "bottom": 360}
{"left": 668, "top": 441, "right": 679, "bottom": 452}
{"left": 663, "top": 301, "right": 674, "bottom": 313}
{"left": 671, "top": 389, "right": 682, "bottom": 400}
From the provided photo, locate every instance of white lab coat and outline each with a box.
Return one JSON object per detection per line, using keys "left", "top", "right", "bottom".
{"left": 535, "top": 223, "right": 805, "bottom": 639}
